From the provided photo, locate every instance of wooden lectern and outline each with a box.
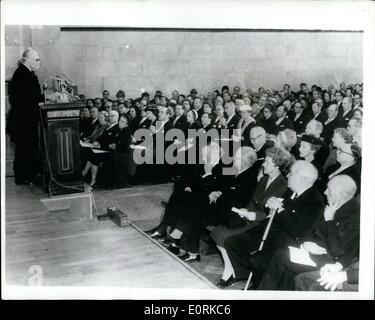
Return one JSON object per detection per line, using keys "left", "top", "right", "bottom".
{"left": 39, "top": 102, "right": 85, "bottom": 196}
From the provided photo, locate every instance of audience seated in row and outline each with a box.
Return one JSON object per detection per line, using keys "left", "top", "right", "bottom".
{"left": 77, "top": 83, "right": 362, "bottom": 291}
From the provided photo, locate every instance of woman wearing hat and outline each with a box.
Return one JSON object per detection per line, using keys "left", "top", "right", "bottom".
{"left": 298, "top": 134, "right": 325, "bottom": 176}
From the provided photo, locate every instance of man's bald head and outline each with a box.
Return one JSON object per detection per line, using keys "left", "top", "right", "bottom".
{"left": 22, "top": 47, "right": 40, "bottom": 72}
{"left": 288, "top": 160, "right": 318, "bottom": 193}
{"left": 326, "top": 175, "right": 357, "bottom": 205}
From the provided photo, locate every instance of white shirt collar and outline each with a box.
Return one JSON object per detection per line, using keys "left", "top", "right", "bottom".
{"left": 227, "top": 113, "right": 235, "bottom": 123}
{"left": 276, "top": 116, "right": 286, "bottom": 125}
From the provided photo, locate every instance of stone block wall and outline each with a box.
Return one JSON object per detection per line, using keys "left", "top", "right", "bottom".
{"left": 5, "top": 26, "right": 363, "bottom": 99}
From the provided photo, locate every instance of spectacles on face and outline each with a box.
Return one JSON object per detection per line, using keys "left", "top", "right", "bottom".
{"left": 28, "top": 58, "right": 40, "bottom": 62}
{"left": 250, "top": 134, "right": 262, "bottom": 141}
{"left": 337, "top": 148, "right": 354, "bottom": 157}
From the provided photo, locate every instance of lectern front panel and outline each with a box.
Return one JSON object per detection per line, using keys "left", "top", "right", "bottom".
{"left": 47, "top": 119, "right": 81, "bottom": 179}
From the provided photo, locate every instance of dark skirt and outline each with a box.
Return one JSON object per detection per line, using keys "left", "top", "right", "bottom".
{"left": 210, "top": 223, "right": 258, "bottom": 247}
{"left": 86, "top": 148, "right": 113, "bottom": 166}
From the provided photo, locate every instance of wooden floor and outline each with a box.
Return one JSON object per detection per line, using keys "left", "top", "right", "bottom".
{"left": 5, "top": 178, "right": 216, "bottom": 289}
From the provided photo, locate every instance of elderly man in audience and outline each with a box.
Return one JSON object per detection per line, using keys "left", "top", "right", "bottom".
{"left": 258, "top": 175, "right": 360, "bottom": 290}
{"left": 235, "top": 105, "right": 256, "bottom": 146}
{"left": 211, "top": 147, "right": 291, "bottom": 288}
{"left": 224, "top": 161, "right": 324, "bottom": 288}
{"left": 322, "top": 104, "right": 345, "bottom": 144}
{"left": 295, "top": 259, "right": 359, "bottom": 291}
{"left": 249, "top": 126, "right": 274, "bottom": 174}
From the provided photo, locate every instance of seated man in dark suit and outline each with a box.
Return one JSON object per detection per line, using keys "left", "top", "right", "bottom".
{"left": 295, "top": 259, "right": 359, "bottom": 291}
{"left": 223, "top": 101, "right": 241, "bottom": 135}
{"left": 249, "top": 126, "right": 274, "bottom": 171}
{"left": 224, "top": 160, "right": 325, "bottom": 287}
{"left": 211, "top": 146, "right": 291, "bottom": 288}
{"left": 80, "top": 106, "right": 100, "bottom": 139}
{"left": 309, "top": 101, "right": 327, "bottom": 126}
{"left": 148, "top": 142, "right": 226, "bottom": 261}
{"left": 171, "top": 104, "right": 187, "bottom": 131}
{"left": 274, "top": 105, "right": 294, "bottom": 135}
{"left": 322, "top": 104, "right": 345, "bottom": 144}
{"left": 341, "top": 97, "right": 354, "bottom": 127}
{"left": 80, "top": 106, "right": 92, "bottom": 134}
{"left": 258, "top": 175, "right": 360, "bottom": 290}
{"left": 292, "top": 101, "right": 308, "bottom": 135}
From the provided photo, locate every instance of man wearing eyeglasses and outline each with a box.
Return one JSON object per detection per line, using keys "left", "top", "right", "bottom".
{"left": 7, "top": 47, "right": 44, "bottom": 185}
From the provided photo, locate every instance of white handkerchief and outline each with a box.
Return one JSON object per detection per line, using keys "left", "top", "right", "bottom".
{"left": 288, "top": 246, "right": 317, "bottom": 267}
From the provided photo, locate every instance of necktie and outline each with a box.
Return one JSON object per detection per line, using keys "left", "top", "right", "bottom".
{"left": 173, "top": 116, "right": 178, "bottom": 126}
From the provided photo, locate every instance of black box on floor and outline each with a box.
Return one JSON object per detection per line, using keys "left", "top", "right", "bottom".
{"left": 97, "top": 213, "right": 111, "bottom": 221}
{"left": 107, "top": 207, "right": 129, "bottom": 227}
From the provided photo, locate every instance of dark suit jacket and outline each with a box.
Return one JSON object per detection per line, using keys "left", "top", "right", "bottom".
{"left": 8, "top": 63, "right": 43, "bottom": 141}
{"left": 292, "top": 112, "right": 308, "bottom": 135}
{"left": 274, "top": 117, "right": 294, "bottom": 134}
{"left": 238, "top": 118, "right": 256, "bottom": 146}
{"left": 259, "top": 117, "right": 277, "bottom": 135}
{"left": 114, "top": 125, "right": 132, "bottom": 153}
{"left": 322, "top": 116, "right": 346, "bottom": 144}
{"left": 303, "top": 197, "right": 360, "bottom": 268}
{"left": 310, "top": 111, "right": 328, "bottom": 125}
{"left": 97, "top": 124, "right": 121, "bottom": 149}
{"left": 268, "top": 185, "right": 326, "bottom": 250}
{"left": 172, "top": 115, "right": 188, "bottom": 131}
{"left": 224, "top": 165, "right": 259, "bottom": 209}
{"left": 81, "top": 118, "right": 99, "bottom": 138}
{"left": 321, "top": 163, "right": 361, "bottom": 194}
{"left": 246, "top": 174, "right": 288, "bottom": 221}
{"left": 342, "top": 109, "right": 354, "bottom": 127}
{"left": 225, "top": 113, "right": 241, "bottom": 134}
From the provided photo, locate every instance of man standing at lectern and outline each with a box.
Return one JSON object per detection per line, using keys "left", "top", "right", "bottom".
{"left": 8, "top": 48, "right": 44, "bottom": 185}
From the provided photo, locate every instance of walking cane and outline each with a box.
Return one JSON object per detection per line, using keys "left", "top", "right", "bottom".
{"left": 243, "top": 207, "right": 277, "bottom": 290}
